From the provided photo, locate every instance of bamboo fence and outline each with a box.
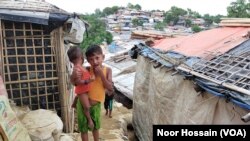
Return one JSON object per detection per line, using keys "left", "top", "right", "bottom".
{"left": 0, "top": 20, "right": 73, "bottom": 132}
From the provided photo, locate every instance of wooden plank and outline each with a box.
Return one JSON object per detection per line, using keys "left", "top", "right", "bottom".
{"left": 220, "top": 18, "right": 250, "bottom": 20}
{"left": 219, "top": 23, "right": 250, "bottom": 27}
{"left": 221, "top": 20, "right": 250, "bottom": 23}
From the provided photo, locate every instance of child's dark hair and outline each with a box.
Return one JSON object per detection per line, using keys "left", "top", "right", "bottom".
{"left": 85, "top": 45, "right": 103, "bottom": 58}
{"left": 67, "top": 47, "right": 83, "bottom": 62}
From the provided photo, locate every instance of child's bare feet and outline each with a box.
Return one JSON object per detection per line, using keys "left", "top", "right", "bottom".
{"left": 109, "top": 111, "right": 112, "bottom": 118}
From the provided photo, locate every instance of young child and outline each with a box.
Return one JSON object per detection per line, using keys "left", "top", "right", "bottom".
{"left": 67, "top": 47, "right": 95, "bottom": 134}
{"left": 104, "top": 90, "right": 114, "bottom": 118}
{"left": 76, "top": 44, "right": 113, "bottom": 141}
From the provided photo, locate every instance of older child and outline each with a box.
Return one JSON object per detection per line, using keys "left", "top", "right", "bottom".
{"left": 76, "top": 45, "right": 113, "bottom": 141}
{"left": 67, "top": 47, "right": 95, "bottom": 135}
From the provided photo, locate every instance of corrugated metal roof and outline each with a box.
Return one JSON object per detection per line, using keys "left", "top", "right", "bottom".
{"left": 154, "top": 27, "right": 250, "bottom": 58}
{"left": 0, "top": 0, "right": 68, "bottom": 14}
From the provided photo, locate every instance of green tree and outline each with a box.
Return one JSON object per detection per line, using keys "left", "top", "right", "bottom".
{"left": 170, "top": 6, "right": 187, "bottom": 16}
{"left": 213, "top": 14, "right": 223, "bottom": 24}
{"left": 127, "top": 3, "right": 142, "bottom": 10}
{"left": 164, "top": 6, "right": 187, "bottom": 25}
{"left": 111, "top": 6, "right": 119, "bottom": 14}
{"left": 154, "top": 22, "right": 166, "bottom": 31}
{"left": 134, "top": 4, "right": 142, "bottom": 10}
{"left": 101, "top": 6, "right": 119, "bottom": 17}
{"left": 203, "top": 14, "right": 213, "bottom": 26}
{"left": 94, "top": 8, "right": 102, "bottom": 17}
{"left": 192, "top": 25, "right": 202, "bottom": 33}
{"left": 227, "top": 0, "right": 250, "bottom": 18}
{"left": 164, "top": 13, "right": 179, "bottom": 25}
{"left": 187, "top": 8, "right": 201, "bottom": 18}
{"left": 80, "top": 14, "right": 113, "bottom": 49}
{"left": 132, "top": 18, "right": 143, "bottom": 27}
{"left": 102, "top": 7, "right": 113, "bottom": 16}
{"left": 185, "top": 19, "right": 192, "bottom": 27}
{"left": 127, "top": 3, "right": 134, "bottom": 9}
{"left": 163, "top": 13, "right": 174, "bottom": 24}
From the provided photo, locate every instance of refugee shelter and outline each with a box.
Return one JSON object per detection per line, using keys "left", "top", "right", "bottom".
{"left": 132, "top": 25, "right": 250, "bottom": 141}
{"left": 0, "top": 0, "right": 85, "bottom": 132}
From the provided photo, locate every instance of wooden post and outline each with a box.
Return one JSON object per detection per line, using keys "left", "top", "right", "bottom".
{"left": 52, "top": 27, "right": 70, "bottom": 132}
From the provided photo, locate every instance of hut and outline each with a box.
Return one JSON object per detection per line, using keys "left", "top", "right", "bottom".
{"left": 0, "top": 0, "right": 83, "bottom": 132}
{"left": 131, "top": 25, "right": 250, "bottom": 141}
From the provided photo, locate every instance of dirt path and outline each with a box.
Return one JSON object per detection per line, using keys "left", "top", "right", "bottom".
{"left": 77, "top": 101, "right": 132, "bottom": 141}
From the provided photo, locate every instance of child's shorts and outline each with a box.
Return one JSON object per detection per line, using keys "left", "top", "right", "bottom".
{"left": 76, "top": 99, "right": 101, "bottom": 132}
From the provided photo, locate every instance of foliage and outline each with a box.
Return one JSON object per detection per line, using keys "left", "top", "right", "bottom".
{"left": 227, "top": 0, "right": 250, "bottom": 18}
{"left": 164, "top": 6, "right": 187, "bottom": 25}
{"left": 187, "top": 8, "right": 201, "bottom": 18}
{"left": 164, "top": 13, "right": 179, "bottom": 25}
{"left": 213, "top": 15, "right": 223, "bottom": 24}
{"left": 132, "top": 18, "right": 143, "bottom": 27}
{"left": 203, "top": 14, "right": 213, "bottom": 26}
{"left": 94, "top": 8, "right": 102, "bottom": 17}
{"left": 169, "top": 6, "right": 187, "bottom": 16}
{"left": 185, "top": 19, "right": 192, "bottom": 27}
{"left": 191, "top": 25, "right": 202, "bottom": 33}
{"left": 102, "top": 6, "right": 119, "bottom": 17}
{"left": 127, "top": 3, "right": 142, "bottom": 10}
{"left": 134, "top": 4, "right": 142, "bottom": 10}
{"left": 154, "top": 22, "right": 166, "bottom": 31}
{"left": 80, "top": 14, "right": 113, "bottom": 49}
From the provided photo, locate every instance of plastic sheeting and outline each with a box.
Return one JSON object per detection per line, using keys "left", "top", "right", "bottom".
{"left": 64, "top": 17, "right": 86, "bottom": 43}
{"left": 136, "top": 43, "right": 250, "bottom": 109}
{"left": 0, "top": 9, "right": 70, "bottom": 33}
{"left": 132, "top": 56, "right": 250, "bottom": 141}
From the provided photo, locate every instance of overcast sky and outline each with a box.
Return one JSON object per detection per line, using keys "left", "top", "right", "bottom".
{"left": 46, "top": 0, "right": 236, "bottom": 16}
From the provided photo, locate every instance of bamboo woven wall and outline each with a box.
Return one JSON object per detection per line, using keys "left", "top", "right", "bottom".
{"left": 0, "top": 20, "right": 61, "bottom": 114}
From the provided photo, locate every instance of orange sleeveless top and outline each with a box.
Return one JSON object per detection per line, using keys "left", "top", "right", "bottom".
{"left": 88, "top": 66, "right": 107, "bottom": 102}
{"left": 74, "top": 67, "right": 91, "bottom": 95}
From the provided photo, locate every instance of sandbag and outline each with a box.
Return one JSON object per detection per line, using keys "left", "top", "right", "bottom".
{"left": 9, "top": 100, "right": 30, "bottom": 121}
{"left": 21, "top": 109, "right": 63, "bottom": 141}
{"left": 0, "top": 76, "right": 31, "bottom": 141}
{"left": 59, "top": 133, "right": 75, "bottom": 141}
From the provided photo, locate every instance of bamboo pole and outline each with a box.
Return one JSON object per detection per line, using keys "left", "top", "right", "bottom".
{"left": 53, "top": 27, "right": 70, "bottom": 132}
{"left": 0, "top": 20, "right": 3, "bottom": 76}
{"left": 176, "top": 65, "right": 250, "bottom": 96}
{"left": 3, "top": 77, "right": 58, "bottom": 84}
{"left": 2, "top": 21, "right": 13, "bottom": 99}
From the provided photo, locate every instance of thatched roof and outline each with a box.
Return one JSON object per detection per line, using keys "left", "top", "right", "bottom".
{"left": 0, "top": 0, "right": 68, "bottom": 14}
